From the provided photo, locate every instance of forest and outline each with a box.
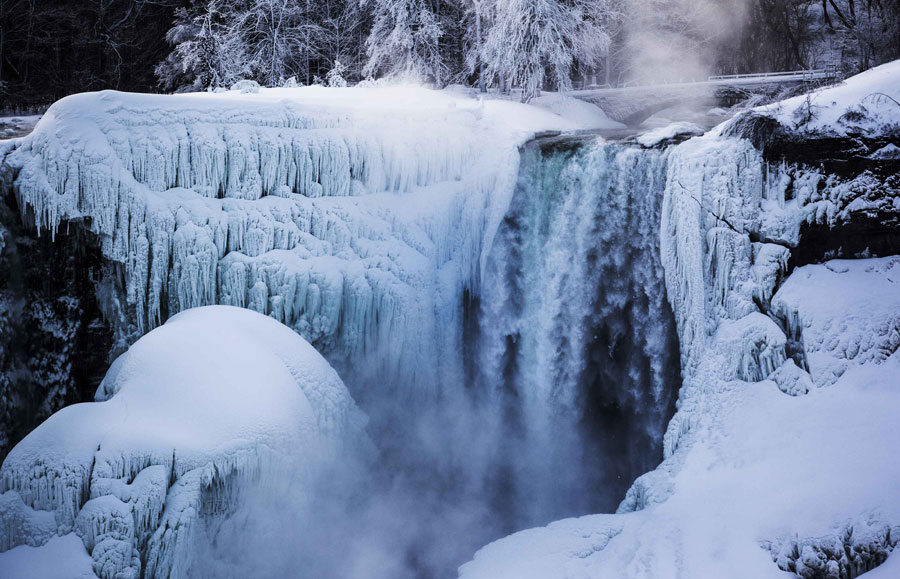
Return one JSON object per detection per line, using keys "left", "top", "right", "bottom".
{"left": 1, "top": 0, "right": 899, "bottom": 109}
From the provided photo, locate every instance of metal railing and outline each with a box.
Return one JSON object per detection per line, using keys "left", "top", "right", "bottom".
{"left": 707, "top": 68, "right": 838, "bottom": 82}
{"left": 572, "top": 67, "right": 840, "bottom": 92}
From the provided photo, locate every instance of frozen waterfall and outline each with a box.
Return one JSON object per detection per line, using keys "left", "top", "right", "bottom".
{"left": 1, "top": 88, "right": 686, "bottom": 578}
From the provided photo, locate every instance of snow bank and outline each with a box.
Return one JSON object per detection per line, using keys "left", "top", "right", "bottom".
{"left": 0, "top": 84, "right": 578, "bottom": 399}
{"left": 636, "top": 121, "right": 704, "bottom": 147}
{"left": 0, "top": 305, "right": 366, "bottom": 579}
{"left": 0, "top": 534, "right": 96, "bottom": 579}
{"left": 528, "top": 93, "right": 624, "bottom": 129}
{"left": 773, "top": 257, "right": 900, "bottom": 386}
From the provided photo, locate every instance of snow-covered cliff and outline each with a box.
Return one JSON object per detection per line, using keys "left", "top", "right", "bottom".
{"left": 0, "top": 86, "right": 580, "bottom": 403}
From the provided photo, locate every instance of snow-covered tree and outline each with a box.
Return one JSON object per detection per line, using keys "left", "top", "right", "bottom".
{"left": 363, "top": 0, "right": 446, "bottom": 85}
{"left": 480, "top": 0, "right": 610, "bottom": 101}
{"left": 327, "top": 59, "right": 349, "bottom": 86}
{"left": 156, "top": 3, "right": 252, "bottom": 92}
{"left": 158, "top": 0, "right": 328, "bottom": 90}
{"left": 233, "top": 0, "right": 325, "bottom": 87}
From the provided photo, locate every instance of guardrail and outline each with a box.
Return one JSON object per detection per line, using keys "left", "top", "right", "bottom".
{"left": 707, "top": 68, "right": 838, "bottom": 81}
{"left": 573, "top": 68, "right": 839, "bottom": 92}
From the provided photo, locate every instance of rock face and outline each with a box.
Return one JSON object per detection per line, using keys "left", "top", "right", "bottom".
{"left": 0, "top": 195, "right": 116, "bottom": 458}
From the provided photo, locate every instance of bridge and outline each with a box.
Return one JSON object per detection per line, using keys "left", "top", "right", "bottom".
{"left": 571, "top": 69, "right": 840, "bottom": 126}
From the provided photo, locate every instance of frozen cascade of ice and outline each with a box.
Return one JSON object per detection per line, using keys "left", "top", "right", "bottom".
{"left": 0, "top": 89, "right": 528, "bottom": 402}
{"left": 473, "top": 136, "right": 682, "bottom": 524}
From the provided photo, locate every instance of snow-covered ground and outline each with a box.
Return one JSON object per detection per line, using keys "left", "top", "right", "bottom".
{"left": 0, "top": 306, "right": 366, "bottom": 579}
{"left": 460, "top": 62, "right": 900, "bottom": 578}
{"left": 760, "top": 61, "right": 900, "bottom": 135}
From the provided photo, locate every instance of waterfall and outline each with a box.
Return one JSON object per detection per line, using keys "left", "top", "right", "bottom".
{"left": 1, "top": 118, "right": 686, "bottom": 577}
{"left": 473, "top": 135, "right": 682, "bottom": 526}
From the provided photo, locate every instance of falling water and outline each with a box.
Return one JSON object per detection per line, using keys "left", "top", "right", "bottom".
{"left": 472, "top": 134, "right": 682, "bottom": 527}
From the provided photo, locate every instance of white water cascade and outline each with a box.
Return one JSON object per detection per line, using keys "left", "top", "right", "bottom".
{"left": 471, "top": 136, "right": 681, "bottom": 527}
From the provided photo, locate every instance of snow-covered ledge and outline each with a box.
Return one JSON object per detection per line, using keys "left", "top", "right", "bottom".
{"left": 460, "top": 61, "right": 900, "bottom": 579}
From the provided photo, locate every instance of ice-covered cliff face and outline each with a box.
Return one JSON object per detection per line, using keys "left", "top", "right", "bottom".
{"left": 0, "top": 87, "right": 571, "bottom": 405}
{"left": 473, "top": 136, "right": 680, "bottom": 524}
{"left": 462, "top": 60, "right": 900, "bottom": 579}
{"left": 4, "top": 87, "right": 684, "bottom": 577}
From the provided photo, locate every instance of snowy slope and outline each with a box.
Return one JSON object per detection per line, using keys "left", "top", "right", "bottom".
{"left": 0, "top": 84, "right": 581, "bottom": 399}
{"left": 0, "top": 306, "right": 366, "bottom": 579}
{"left": 460, "top": 64, "right": 900, "bottom": 578}
{"left": 758, "top": 60, "right": 900, "bottom": 135}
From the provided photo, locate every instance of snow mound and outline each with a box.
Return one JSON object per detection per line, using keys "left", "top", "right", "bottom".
{"left": 0, "top": 534, "right": 96, "bottom": 579}
{"left": 0, "top": 305, "right": 366, "bottom": 579}
{"left": 0, "top": 85, "right": 575, "bottom": 399}
{"left": 528, "top": 93, "right": 624, "bottom": 129}
{"left": 773, "top": 257, "right": 900, "bottom": 386}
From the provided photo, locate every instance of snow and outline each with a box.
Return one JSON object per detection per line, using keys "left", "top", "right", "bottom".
{"left": 0, "top": 534, "right": 96, "bottom": 579}
{"left": 0, "top": 305, "right": 365, "bottom": 579}
{"left": 772, "top": 257, "right": 900, "bottom": 386}
{"left": 0, "top": 84, "right": 583, "bottom": 398}
{"left": 757, "top": 59, "right": 900, "bottom": 135}
{"left": 529, "top": 92, "right": 624, "bottom": 129}
{"left": 636, "top": 121, "right": 704, "bottom": 147}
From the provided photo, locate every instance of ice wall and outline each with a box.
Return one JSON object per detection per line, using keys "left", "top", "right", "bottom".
{"left": 0, "top": 87, "right": 552, "bottom": 401}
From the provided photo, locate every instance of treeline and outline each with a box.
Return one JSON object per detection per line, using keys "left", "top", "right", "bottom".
{"left": 1, "top": 0, "right": 899, "bottom": 109}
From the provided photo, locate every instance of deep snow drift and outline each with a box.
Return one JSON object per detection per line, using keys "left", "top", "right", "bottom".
{"left": 461, "top": 61, "right": 900, "bottom": 578}
{"left": 0, "top": 306, "right": 366, "bottom": 579}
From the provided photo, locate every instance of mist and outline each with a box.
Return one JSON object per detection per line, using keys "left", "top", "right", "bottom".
{"left": 620, "top": 0, "right": 751, "bottom": 84}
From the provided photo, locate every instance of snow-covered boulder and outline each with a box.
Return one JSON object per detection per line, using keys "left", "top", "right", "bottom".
{"left": 0, "top": 305, "right": 367, "bottom": 579}
{"left": 230, "top": 79, "right": 260, "bottom": 94}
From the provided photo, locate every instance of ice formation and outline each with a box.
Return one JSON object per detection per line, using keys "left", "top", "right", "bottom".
{"left": 1, "top": 61, "right": 898, "bottom": 577}
{"left": 0, "top": 306, "right": 366, "bottom": 579}
{"left": 0, "top": 86, "right": 579, "bottom": 400}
